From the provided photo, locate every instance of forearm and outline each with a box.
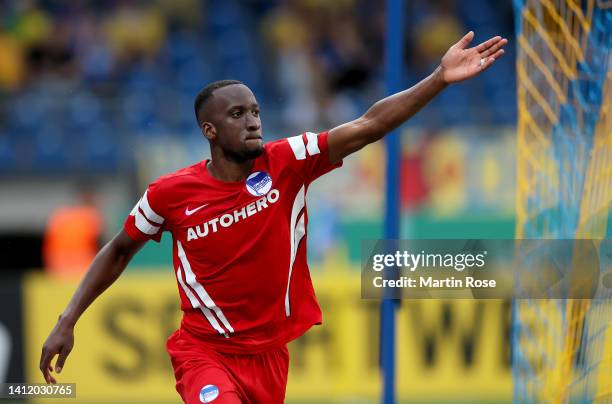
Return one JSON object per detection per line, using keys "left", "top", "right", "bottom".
{"left": 58, "top": 233, "right": 141, "bottom": 328}
{"left": 328, "top": 32, "right": 507, "bottom": 162}
{"left": 363, "top": 66, "right": 447, "bottom": 139}
{"left": 328, "top": 67, "right": 448, "bottom": 162}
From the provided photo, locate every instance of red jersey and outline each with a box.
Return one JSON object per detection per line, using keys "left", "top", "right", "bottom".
{"left": 124, "top": 131, "right": 342, "bottom": 353}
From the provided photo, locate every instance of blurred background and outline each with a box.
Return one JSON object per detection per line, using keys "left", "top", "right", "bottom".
{"left": 0, "top": 0, "right": 518, "bottom": 402}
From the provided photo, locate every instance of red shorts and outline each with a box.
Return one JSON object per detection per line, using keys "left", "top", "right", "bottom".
{"left": 166, "top": 329, "right": 289, "bottom": 404}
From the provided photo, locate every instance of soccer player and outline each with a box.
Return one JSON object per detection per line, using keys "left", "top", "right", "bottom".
{"left": 40, "top": 32, "right": 506, "bottom": 403}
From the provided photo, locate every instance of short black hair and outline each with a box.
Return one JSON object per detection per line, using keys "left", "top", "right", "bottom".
{"left": 194, "top": 80, "right": 244, "bottom": 125}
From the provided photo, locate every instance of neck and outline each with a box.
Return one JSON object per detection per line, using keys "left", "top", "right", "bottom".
{"left": 207, "top": 148, "right": 254, "bottom": 182}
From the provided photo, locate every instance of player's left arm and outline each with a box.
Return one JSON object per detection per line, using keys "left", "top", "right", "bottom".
{"left": 328, "top": 31, "right": 507, "bottom": 163}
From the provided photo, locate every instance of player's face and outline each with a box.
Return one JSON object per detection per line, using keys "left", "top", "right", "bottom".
{"left": 206, "top": 84, "right": 263, "bottom": 161}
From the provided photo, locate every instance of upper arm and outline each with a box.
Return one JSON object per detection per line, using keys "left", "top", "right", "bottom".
{"left": 123, "top": 182, "right": 168, "bottom": 243}
{"left": 113, "top": 229, "right": 148, "bottom": 259}
{"left": 328, "top": 116, "right": 382, "bottom": 164}
{"left": 101, "top": 229, "right": 148, "bottom": 265}
{"left": 272, "top": 132, "right": 343, "bottom": 183}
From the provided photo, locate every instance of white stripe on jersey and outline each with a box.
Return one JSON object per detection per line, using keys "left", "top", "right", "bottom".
{"left": 176, "top": 266, "right": 228, "bottom": 337}
{"left": 130, "top": 199, "right": 140, "bottom": 216}
{"left": 140, "top": 190, "right": 164, "bottom": 224}
{"left": 285, "top": 185, "right": 306, "bottom": 316}
{"left": 177, "top": 241, "right": 235, "bottom": 334}
{"left": 134, "top": 209, "right": 160, "bottom": 235}
{"left": 288, "top": 135, "right": 306, "bottom": 160}
{"left": 305, "top": 132, "right": 321, "bottom": 156}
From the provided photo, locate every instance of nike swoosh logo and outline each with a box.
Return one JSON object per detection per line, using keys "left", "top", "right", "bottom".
{"left": 185, "top": 204, "right": 209, "bottom": 216}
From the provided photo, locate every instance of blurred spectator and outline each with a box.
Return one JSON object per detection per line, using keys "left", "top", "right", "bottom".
{"left": 263, "top": 0, "right": 383, "bottom": 131}
{"left": 412, "top": 0, "right": 464, "bottom": 70}
{"left": 42, "top": 182, "right": 103, "bottom": 279}
{"left": 0, "top": 34, "right": 24, "bottom": 89}
{"left": 7, "top": 1, "right": 52, "bottom": 48}
{"left": 104, "top": 2, "right": 166, "bottom": 64}
{"left": 263, "top": 1, "right": 320, "bottom": 131}
{"left": 0, "top": 0, "right": 515, "bottom": 174}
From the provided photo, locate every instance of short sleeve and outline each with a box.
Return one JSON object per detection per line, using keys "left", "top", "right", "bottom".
{"left": 123, "top": 182, "right": 166, "bottom": 243}
{"left": 282, "top": 131, "right": 343, "bottom": 183}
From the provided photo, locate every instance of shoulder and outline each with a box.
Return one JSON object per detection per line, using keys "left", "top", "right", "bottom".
{"left": 264, "top": 132, "right": 324, "bottom": 160}
{"left": 150, "top": 161, "right": 203, "bottom": 190}
{"left": 145, "top": 161, "right": 203, "bottom": 209}
{"left": 264, "top": 137, "right": 290, "bottom": 155}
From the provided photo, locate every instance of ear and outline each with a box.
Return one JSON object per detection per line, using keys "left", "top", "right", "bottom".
{"left": 202, "top": 122, "right": 216, "bottom": 141}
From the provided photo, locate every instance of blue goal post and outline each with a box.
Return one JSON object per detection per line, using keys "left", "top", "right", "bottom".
{"left": 381, "top": 0, "right": 404, "bottom": 403}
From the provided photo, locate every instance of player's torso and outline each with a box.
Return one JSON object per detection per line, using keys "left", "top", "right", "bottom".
{"left": 164, "top": 151, "right": 305, "bottom": 329}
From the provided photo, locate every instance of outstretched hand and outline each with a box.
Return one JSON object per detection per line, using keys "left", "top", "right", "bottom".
{"left": 440, "top": 31, "right": 508, "bottom": 84}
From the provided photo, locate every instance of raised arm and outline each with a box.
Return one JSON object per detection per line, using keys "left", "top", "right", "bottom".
{"left": 39, "top": 229, "right": 146, "bottom": 383}
{"left": 328, "top": 31, "right": 507, "bottom": 163}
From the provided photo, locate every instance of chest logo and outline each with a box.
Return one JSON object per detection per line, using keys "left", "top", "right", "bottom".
{"left": 246, "top": 171, "right": 273, "bottom": 197}
{"left": 199, "top": 384, "right": 219, "bottom": 402}
{"left": 186, "top": 189, "right": 280, "bottom": 241}
{"left": 185, "top": 204, "right": 209, "bottom": 216}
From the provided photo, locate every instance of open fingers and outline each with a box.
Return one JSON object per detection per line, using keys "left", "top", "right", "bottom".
{"left": 454, "top": 31, "right": 475, "bottom": 50}
{"left": 480, "top": 38, "right": 508, "bottom": 58}
{"left": 479, "top": 49, "right": 506, "bottom": 71}
{"left": 475, "top": 36, "right": 502, "bottom": 52}
{"left": 491, "top": 48, "right": 505, "bottom": 60}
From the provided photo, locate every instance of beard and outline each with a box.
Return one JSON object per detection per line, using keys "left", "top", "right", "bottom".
{"left": 222, "top": 143, "right": 264, "bottom": 163}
